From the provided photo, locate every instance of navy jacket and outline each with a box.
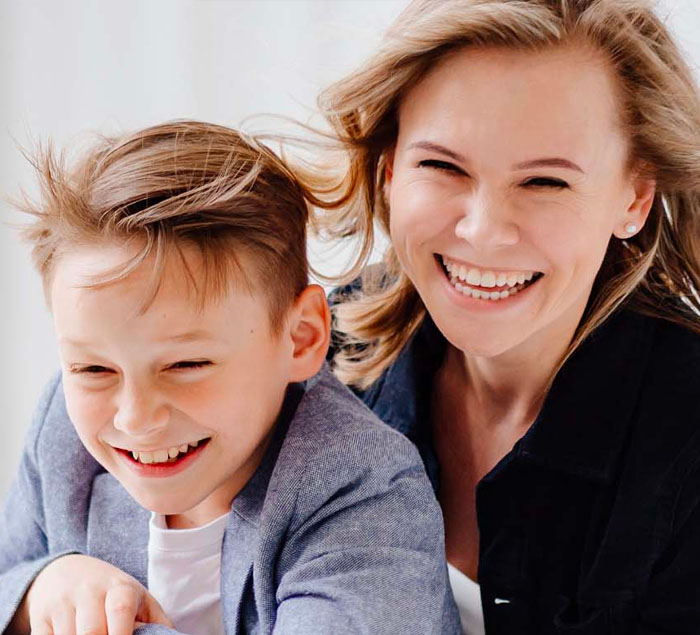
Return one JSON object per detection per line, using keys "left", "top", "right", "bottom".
{"left": 334, "top": 305, "right": 700, "bottom": 634}
{"left": 0, "top": 363, "right": 461, "bottom": 635}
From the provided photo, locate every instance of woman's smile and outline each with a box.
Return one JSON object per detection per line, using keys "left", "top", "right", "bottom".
{"left": 438, "top": 254, "right": 544, "bottom": 301}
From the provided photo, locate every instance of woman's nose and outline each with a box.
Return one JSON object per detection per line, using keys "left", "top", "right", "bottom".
{"left": 113, "top": 382, "right": 169, "bottom": 438}
{"left": 454, "top": 189, "right": 519, "bottom": 249}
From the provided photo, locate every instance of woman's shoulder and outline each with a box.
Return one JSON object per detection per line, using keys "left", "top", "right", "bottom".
{"left": 642, "top": 311, "right": 700, "bottom": 399}
{"left": 622, "top": 310, "right": 700, "bottom": 474}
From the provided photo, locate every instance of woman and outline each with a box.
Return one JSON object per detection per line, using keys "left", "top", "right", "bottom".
{"left": 315, "top": 1, "right": 700, "bottom": 633}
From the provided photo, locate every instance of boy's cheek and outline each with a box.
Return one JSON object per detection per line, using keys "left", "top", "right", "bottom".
{"left": 63, "top": 387, "right": 113, "bottom": 442}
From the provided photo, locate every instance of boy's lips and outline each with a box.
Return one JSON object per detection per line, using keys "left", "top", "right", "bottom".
{"left": 113, "top": 438, "right": 211, "bottom": 477}
{"left": 110, "top": 438, "right": 211, "bottom": 464}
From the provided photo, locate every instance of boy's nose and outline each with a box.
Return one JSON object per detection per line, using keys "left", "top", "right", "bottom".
{"left": 113, "top": 384, "right": 169, "bottom": 437}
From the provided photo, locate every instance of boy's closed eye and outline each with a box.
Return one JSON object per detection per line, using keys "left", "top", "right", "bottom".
{"left": 69, "top": 364, "right": 114, "bottom": 374}
{"left": 167, "top": 360, "right": 213, "bottom": 371}
{"left": 68, "top": 360, "right": 213, "bottom": 375}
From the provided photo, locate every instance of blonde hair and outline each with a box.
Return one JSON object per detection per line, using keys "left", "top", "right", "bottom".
{"left": 314, "top": 0, "right": 700, "bottom": 389}
{"left": 19, "top": 120, "right": 316, "bottom": 330}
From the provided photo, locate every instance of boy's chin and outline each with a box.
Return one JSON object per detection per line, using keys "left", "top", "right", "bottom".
{"left": 122, "top": 483, "right": 199, "bottom": 517}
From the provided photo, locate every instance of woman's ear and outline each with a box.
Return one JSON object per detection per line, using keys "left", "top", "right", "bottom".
{"left": 613, "top": 176, "right": 656, "bottom": 239}
{"left": 383, "top": 146, "right": 396, "bottom": 201}
{"left": 287, "top": 284, "right": 331, "bottom": 382}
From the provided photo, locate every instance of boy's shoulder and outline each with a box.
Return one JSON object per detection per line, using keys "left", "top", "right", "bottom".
{"left": 265, "top": 362, "right": 432, "bottom": 529}
{"left": 284, "top": 361, "right": 421, "bottom": 471}
{"left": 26, "top": 372, "right": 100, "bottom": 475}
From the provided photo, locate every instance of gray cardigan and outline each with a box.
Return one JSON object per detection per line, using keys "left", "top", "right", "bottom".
{"left": 0, "top": 364, "right": 460, "bottom": 634}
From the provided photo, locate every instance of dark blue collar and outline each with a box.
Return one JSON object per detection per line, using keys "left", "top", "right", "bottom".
{"left": 365, "top": 308, "right": 657, "bottom": 487}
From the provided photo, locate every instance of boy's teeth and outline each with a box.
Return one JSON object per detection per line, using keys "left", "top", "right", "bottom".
{"left": 130, "top": 440, "right": 206, "bottom": 464}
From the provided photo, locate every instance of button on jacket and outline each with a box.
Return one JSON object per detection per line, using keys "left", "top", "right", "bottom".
{"left": 334, "top": 305, "right": 700, "bottom": 634}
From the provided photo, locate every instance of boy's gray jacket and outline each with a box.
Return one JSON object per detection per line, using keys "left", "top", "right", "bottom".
{"left": 0, "top": 364, "right": 460, "bottom": 634}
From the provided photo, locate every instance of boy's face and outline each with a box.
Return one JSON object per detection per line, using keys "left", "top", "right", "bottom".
{"left": 52, "top": 243, "right": 296, "bottom": 527}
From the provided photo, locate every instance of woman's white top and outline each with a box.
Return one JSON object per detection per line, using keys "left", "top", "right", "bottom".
{"left": 147, "top": 512, "right": 229, "bottom": 635}
{"left": 447, "top": 562, "right": 486, "bottom": 635}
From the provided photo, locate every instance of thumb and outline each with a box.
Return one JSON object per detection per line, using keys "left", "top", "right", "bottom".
{"left": 136, "top": 592, "right": 175, "bottom": 628}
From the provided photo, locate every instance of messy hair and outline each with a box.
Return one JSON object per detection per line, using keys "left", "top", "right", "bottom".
{"left": 19, "top": 120, "right": 316, "bottom": 330}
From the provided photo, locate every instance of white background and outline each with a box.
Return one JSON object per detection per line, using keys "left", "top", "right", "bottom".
{"left": 1, "top": 0, "right": 698, "bottom": 497}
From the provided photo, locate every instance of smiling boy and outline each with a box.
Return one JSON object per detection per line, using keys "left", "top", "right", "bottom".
{"left": 0, "top": 121, "right": 456, "bottom": 635}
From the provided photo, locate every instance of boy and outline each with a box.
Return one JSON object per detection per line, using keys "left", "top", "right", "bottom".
{"left": 0, "top": 121, "right": 458, "bottom": 635}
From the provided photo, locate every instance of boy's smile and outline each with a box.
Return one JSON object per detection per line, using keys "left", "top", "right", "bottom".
{"left": 51, "top": 242, "right": 297, "bottom": 528}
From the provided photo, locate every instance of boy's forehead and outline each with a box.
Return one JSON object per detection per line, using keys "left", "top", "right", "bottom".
{"left": 51, "top": 242, "right": 267, "bottom": 324}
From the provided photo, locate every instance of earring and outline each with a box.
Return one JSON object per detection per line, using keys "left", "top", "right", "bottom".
{"left": 624, "top": 223, "right": 638, "bottom": 236}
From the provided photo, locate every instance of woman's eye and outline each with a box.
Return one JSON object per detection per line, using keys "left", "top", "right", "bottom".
{"left": 418, "top": 159, "right": 463, "bottom": 174}
{"left": 523, "top": 177, "right": 569, "bottom": 189}
{"left": 168, "top": 360, "right": 212, "bottom": 371}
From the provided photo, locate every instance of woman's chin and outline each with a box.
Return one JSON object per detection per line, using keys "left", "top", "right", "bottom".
{"left": 442, "top": 326, "right": 529, "bottom": 360}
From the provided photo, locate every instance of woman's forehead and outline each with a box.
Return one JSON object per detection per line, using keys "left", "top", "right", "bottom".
{"left": 396, "top": 44, "right": 626, "bottom": 170}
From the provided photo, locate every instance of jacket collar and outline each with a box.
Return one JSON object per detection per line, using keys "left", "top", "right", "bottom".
{"left": 516, "top": 310, "right": 656, "bottom": 482}
{"left": 369, "top": 308, "right": 657, "bottom": 485}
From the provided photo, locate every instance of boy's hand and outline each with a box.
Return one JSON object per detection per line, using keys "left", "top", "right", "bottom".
{"left": 17, "top": 554, "right": 174, "bottom": 635}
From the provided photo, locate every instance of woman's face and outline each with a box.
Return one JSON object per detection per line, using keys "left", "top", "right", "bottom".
{"left": 386, "top": 45, "right": 654, "bottom": 359}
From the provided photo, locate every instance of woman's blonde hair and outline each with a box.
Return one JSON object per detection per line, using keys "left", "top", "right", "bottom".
{"left": 314, "top": 0, "right": 700, "bottom": 389}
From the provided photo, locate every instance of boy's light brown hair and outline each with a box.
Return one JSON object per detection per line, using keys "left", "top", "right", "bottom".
{"left": 19, "top": 120, "right": 314, "bottom": 330}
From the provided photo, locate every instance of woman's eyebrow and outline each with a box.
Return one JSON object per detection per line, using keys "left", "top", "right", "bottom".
{"left": 513, "top": 158, "right": 585, "bottom": 173}
{"left": 406, "top": 142, "right": 585, "bottom": 175}
{"left": 406, "top": 141, "right": 466, "bottom": 162}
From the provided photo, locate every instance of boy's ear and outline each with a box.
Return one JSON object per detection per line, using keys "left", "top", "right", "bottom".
{"left": 287, "top": 284, "right": 331, "bottom": 383}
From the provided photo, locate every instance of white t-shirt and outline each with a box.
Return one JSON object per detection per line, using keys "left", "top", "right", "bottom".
{"left": 447, "top": 562, "right": 485, "bottom": 635}
{"left": 147, "top": 512, "right": 229, "bottom": 635}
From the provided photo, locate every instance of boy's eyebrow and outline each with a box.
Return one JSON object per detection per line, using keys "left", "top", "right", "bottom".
{"left": 58, "top": 337, "right": 93, "bottom": 348}
{"left": 163, "top": 330, "right": 220, "bottom": 343}
{"left": 59, "top": 331, "right": 220, "bottom": 347}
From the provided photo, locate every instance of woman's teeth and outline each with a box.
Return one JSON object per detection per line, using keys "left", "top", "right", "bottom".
{"left": 130, "top": 440, "right": 203, "bottom": 464}
{"left": 441, "top": 256, "right": 541, "bottom": 301}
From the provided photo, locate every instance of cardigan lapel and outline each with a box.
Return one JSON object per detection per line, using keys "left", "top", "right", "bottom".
{"left": 220, "top": 512, "right": 259, "bottom": 634}
{"left": 86, "top": 472, "right": 150, "bottom": 587}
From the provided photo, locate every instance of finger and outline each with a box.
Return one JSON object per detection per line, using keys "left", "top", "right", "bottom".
{"left": 28, "top": 615, "right": 55, "bottom": 635}
{"left": 105, "top": 583, "right": 139, "bottom": 635}
{"left": 136, "top": 593, "right": 174, "bottom": 628}
{"left": 48, "top": 604, "right": 75, "bottom": 635}
{"left": 75, "top": 592, "right": 107, "bottom": 635}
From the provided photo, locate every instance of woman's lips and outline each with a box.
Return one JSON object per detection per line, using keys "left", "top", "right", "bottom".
{"left": 437, "top": 254, "right": 544, "bottom": 301}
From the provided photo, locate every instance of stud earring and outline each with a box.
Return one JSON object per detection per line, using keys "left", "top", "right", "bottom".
{"left": 624, "top": 223, "right": 638, "bottom": 236}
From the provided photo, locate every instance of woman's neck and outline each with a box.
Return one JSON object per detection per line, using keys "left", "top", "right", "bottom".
{"left": 454, "top": 296, "right": 587, "bottom": 429}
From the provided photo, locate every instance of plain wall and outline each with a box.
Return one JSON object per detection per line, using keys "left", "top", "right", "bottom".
{"left": 1, "top": 0, "right": 698, "bottom": 497}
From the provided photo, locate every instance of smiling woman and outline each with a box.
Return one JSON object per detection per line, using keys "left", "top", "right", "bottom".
{"left": 386, "top": 43, "right": 656, "bottom": 361}
{"left": 314, "top": 1, "right": 700, "bottom": 633}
